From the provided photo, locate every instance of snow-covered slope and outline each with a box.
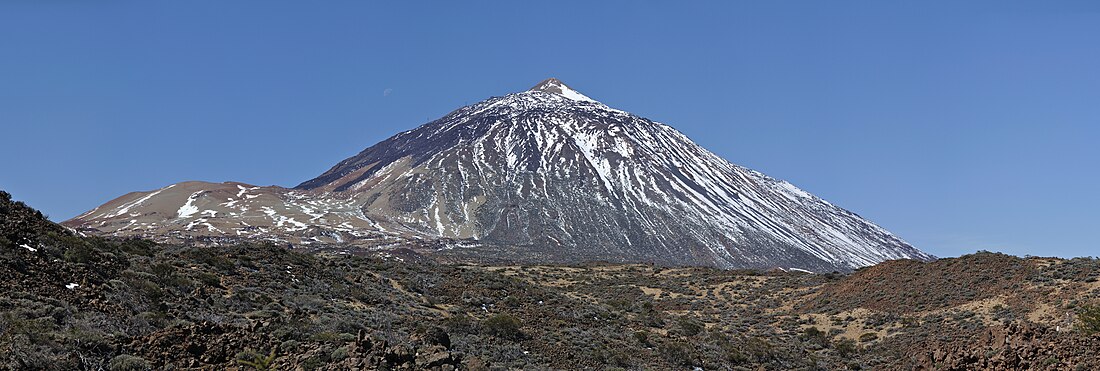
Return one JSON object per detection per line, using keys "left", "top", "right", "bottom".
{"left": 65, "top": 78, "right": 933, "bottom": 271}
{"left": 66, "top": 181, "right": 410, "bottom": 248}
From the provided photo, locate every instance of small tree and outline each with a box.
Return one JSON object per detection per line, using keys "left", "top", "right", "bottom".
{"left": 1078, "top": 302, "right": 1100, "bottom": 335}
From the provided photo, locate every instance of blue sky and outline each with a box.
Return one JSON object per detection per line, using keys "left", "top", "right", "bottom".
{"left": 1, "top": 1, "right": 1098, "bottom": 259}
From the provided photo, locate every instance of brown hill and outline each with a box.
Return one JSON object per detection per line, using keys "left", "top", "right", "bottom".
{"left": 802, "top": 252, "right": 1036, "bottom": 313}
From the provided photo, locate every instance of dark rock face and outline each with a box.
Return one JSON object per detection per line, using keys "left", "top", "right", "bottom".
{"left": 914, "top": 322, "right": 1100, "bottom": 370}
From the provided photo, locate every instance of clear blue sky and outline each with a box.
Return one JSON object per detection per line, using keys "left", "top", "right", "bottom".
{"left": 2, "top": 1, "right": 1098, "bottom": 259}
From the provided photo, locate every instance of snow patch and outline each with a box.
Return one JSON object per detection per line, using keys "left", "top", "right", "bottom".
{"left": 777, "top": 181, "right": 812, "bottom": 199}
{"left": 105, "top": 184, "right": 175, "bottom": 218}
{"left": 558, "top": 85, "right": 595, "bottom": 102}
{"left": 177, "top": 192, "right": 202, "bottom": 218}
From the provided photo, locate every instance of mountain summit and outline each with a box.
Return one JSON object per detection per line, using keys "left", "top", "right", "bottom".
{"left": 527, "top": 77, "right": 596, "bottom": 102}
{"left": 65, "top": 79, "right": 934, "bottom": 272}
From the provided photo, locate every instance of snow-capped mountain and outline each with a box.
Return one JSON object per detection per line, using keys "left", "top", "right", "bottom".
{"left": 64, "top": 78, "right": 933, "bottom": 272}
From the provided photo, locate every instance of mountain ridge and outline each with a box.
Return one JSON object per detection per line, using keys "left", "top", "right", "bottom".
{"left": 65, "top": 79, "right": 933, "bottom": 272}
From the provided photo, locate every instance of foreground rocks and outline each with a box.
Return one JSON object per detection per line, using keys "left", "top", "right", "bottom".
{"left": 916, "top": 322, "right": 1100, "bottom": 370}
{"left": 2, "top": 190, "right": 1099, "bottom": 370}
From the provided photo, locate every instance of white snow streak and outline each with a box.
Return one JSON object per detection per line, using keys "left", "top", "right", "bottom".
{"left": 177, "top": 192, "right": 202, "bottom": 218}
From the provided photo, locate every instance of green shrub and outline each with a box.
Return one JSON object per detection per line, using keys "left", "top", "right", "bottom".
{"left": 279, "top": 340, "right": 300, "bottom": 353}
{"left": 149, "top": 262, "right": 175, "bottom": 278}
{"left": 309, "top": 331, "right": 342, "bottom": 343}
{"left": 330, "top": 345, "right": 350, "bottom": 362}
{"left": 236, "top": 348, "right": 277, "bottom": 370}
{"left": 674, "top": 316, "right": 703, "bottom": 337}
{"left": 108, "top": 354, "right": 150, "bottom": 371}
{"left": 800, "top": 326, "right": 829, "bottom": 347}
{"left": 187, "top": 248, "right": 235, "bottom": 272}
{"left": 482, "top": 313, "right": 523, "bottom": 340}
{"left": 659, "top": 340, "right": 696, "bottom": 366}
{"left": 858, "top": 332, "right": 879, "bottom": 342}
{"left": 63, "top": 244, "right": 95, "bottom": 264}
{"left": 638, "top": 301, "right": 665, "bottom": 327}
{"left": 194, "top": 272, "right": 222, "bottom": 287}
{"left": 116, "top": 238, "right": 155, "bottom": 256}
{"left": 1077, "top": 302, "right": 1100, "bottom": 335}
{"left": 131, "top": 279, "right": 163, "bottom": 302}
{"left": 834, "top": 338, "right": 858, "bottom": 357}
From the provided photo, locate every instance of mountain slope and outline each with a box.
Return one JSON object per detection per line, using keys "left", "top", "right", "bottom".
{"left": 65, "top": 78, "right": 933, "bottom": 271}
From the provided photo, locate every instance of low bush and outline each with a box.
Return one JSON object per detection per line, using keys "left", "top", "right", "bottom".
{"left": 659, "top": 340, "right": 696, "bottom": 367}
{"left": 834, "top": 338, "right": 858, "bottom": 357}
{"left": 482, "top": 314, "right": 523, "bottom": 341}
{"left": 108, "top": 354, "right": 150, "bottom": 371}
{"left": 674, "top": 316, "right": 703, "bottom": 337}
{"left": 236, "top": 348, "right": 277, "bottom": 370}
{"left": 859, "top": 332, "right": 879, "bottom": 343}
{"left": 1077, "top": 302, "right": 1100, "bottom": 335}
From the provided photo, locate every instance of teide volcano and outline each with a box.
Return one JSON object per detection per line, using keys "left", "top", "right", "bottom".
{"left": 65, "top": 78, "right": 933, "bottom": 272}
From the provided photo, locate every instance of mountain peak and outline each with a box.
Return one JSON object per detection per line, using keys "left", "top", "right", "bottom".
{"left": 66, "top": 78, "right": 933, "bottom": 272}
{"left": 527, "top": 78, "right": 596, "bottom": 102}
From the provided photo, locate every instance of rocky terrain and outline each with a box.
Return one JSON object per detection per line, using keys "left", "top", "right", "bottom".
{"left": 4, "top": 190, "right": 1099, "bottom": 370}
{"left": 64, "top": 78, "right": 932, "bottom": 273}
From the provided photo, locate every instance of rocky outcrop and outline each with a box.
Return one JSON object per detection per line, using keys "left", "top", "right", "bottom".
{"left": 915, "top": 322, "right": 1100, "bottom": 370}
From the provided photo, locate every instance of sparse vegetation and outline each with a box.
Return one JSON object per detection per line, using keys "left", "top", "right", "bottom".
{"left": 834, "top": 338, "right": 858, "bottom": 357}
{"left": 482, "top": 313, "right": 523, "bottom": 340}
{"left": 859, "top": 332, "right": 879, "bottom": 343}
{"left": 1, "top": 189, "right": 1099, "bottom": 369}
{"left": 1077, "top": 302, "right": 1100, "bottom": 335}
{"left": 108, "top": 354, "right": 150, "bottom": 371}
{"left": 237, "top": 348, "right": 277, "bottom": 370}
